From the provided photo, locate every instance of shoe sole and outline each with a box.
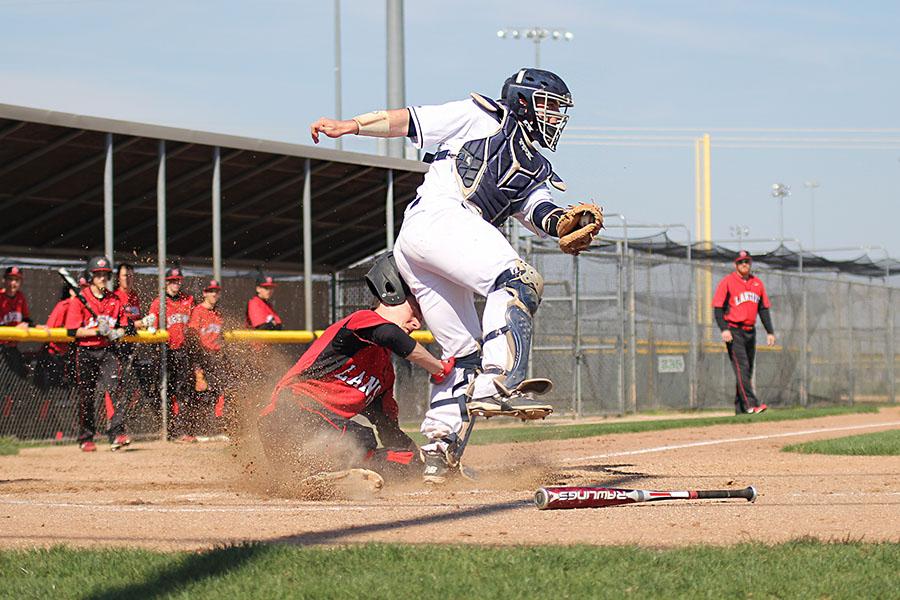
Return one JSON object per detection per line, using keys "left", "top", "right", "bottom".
{"left": 468, "top": 404, "right": 553, "bottom": 420}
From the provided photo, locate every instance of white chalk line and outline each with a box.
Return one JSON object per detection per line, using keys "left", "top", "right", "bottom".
{"left": 563, "top": 420, "right": 900, "bottom": 465}
{"left": 0, "top": 499, "right": 377, "bottom": 513}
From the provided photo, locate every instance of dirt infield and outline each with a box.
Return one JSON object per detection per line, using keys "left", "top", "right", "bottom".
{"left": 1, "top": 408, "right": 898, "bottom": 550}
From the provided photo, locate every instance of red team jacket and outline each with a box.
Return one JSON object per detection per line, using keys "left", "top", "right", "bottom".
{"left": 712, "top": 272, "right": 771, "bottom": 329}
{"left": 148, "top": 293, "right": 194, "bottom": 350}
{"left": 64, "top": 289, "right": 128, "bottom": 349}
{"left": 246, "top": 296, "right": 282, "bottom": 329}
{"left": 45, "top": 298, "right": 71, "bottom": 355}
{"left": 0, "top": 290, "right": 30, "bottom": 346}
{"left": 262, "top": 310, "right": 399, "bottom": 421}
{"left": 188, "top": 304, "right": 224, "bottom": 352}
{"left": 114, "top": 288, "right": 142, "bottom": 323}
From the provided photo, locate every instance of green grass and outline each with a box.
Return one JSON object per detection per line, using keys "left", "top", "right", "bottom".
{"left": 0, "top": 541, "right": 897, "bottom": 599}
{"left": 463, "top": 405, "right": 878, "bottom": 446}
{"left": 783, "top": 428, "right": 900, "bottom": 456}
{"left": 0, "top": 436, "right": 19, "bottom": 456}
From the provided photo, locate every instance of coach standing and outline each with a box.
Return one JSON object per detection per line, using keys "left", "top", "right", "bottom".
{"left": 712, "top": 251, "right": 776, "bottom": 414}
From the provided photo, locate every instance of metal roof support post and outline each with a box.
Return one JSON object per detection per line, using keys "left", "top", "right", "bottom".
{"left": 386, "top": 0, "right": 405, "bottom": 159}
{"left": 211, "top": 147, "right": 222, "bottom": 282}
{"left": 302, "top": 159, "right": 313, "bottom": 330}
{"left": 156, "top": 140, "right": 168, "bottom": 440}
{"left": 386, "top": 169, "right": 395, "bottom": 250}
{"left": 617, "top": 241, "right": 625, "bottom": 416}
{"left": 628, "top": 248, "right": 637, "bottom": 413}
{"left": 103, "top": 133, "right": 114, "bottom": 276}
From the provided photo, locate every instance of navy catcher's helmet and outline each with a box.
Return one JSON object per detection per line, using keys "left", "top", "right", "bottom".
{"left": 501, "top": 68, "right": 573, "bottom": 151}
{"left": 365, "top": 252, "right": 410, "bottom": 306}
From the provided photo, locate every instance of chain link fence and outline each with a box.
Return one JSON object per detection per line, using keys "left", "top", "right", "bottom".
{"left": 2, "top": 249, "right": 897, "bottom": 440}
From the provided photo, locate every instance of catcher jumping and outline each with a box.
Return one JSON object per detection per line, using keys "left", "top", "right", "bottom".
{"left": 310, "top": 68, "right": 602, "bottom": 483}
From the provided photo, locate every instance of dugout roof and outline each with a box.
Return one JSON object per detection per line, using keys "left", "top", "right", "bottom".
{"left": 0, "top": 103, "right": 427, "bottom": 273}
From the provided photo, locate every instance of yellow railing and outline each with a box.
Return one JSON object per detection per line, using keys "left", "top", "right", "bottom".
{"left": 0, "top": 327, "right": 437, "bottom": 345}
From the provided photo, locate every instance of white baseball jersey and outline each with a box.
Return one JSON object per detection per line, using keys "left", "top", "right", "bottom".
{"left": 395, "top": 97, "right": 561, "bottom": 451}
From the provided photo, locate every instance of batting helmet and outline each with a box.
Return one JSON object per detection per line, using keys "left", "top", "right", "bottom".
{"left": 365, "top": 252, "right": 410, "bottom": 306}
{"left": 86, "top": 256, "right": 112, "bottom": 274}
{"left": 501, "top": 68, "right": 573, "bottom": 151}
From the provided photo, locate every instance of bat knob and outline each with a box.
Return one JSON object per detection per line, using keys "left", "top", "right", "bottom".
{"left": 747, "top": 486, "right": 758, "bottom": 503}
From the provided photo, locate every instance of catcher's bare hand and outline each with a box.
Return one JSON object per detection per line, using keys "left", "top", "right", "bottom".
{"left": 309, "top": 117, "right": 358, "bottom": 144}
{"left": 557, "top": 203, "right": 604, "bottom": 255}
{"left": 721, "top": 329, "right": 733, "bottom": 343}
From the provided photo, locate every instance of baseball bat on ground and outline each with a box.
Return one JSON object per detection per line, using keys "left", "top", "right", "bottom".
{"left": 58, "top": 267, "right": 98, "bottom": 319}
{"left": 534, "top": 485, "right": 757, "bottom": 510}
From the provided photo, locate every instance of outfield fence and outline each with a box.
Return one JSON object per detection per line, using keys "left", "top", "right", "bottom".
{"left": 1, "top": 245, "right": 896, "bottom": 440}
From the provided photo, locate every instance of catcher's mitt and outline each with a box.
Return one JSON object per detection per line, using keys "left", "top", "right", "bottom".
{"left": 557, "top": 203, "right": 604, "bottom": 255}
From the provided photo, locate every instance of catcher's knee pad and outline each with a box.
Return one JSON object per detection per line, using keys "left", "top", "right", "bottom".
{"left": 485, "top": 260, "right": 544, "bottom": 390}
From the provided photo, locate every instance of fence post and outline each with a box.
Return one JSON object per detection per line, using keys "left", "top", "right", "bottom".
{"left": 847, "top": 280, "right": 855, "bottom": 405}
{"left": 688, "top": 252, "right": 697, "bottom": 409}
{"left": 801, "top": 273, "right": 809, "bottom": 407}
{"left": 888, "top": 284, "right": 895, "bottom": 404}
{"left": 628, "top": 249, "right": 637, "bottom": 413}
{"left": 573, "top": 253, "right": 582, "bottom": 417}
{"left": 617, "top": 242, "right": 625, "bottom": 415}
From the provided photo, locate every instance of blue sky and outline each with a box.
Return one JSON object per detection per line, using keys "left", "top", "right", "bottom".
{"left": 2, "top": 0, "right": 899, "bottom": 260}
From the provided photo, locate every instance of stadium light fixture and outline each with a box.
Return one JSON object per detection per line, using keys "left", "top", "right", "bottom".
{"left": 771, "top": 183, "right": 791, "bottom": 244}
{"left": 497, "top": 26, "right": 573, "bottom": 68}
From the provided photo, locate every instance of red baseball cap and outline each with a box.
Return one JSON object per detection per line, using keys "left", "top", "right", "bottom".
{"left": 255, "top": 274, "right": 276, "bottom": 288}
{"left": 203, "top": 279, "right": 222, "bottom": 292}
{"left": 734, "top": 250, "right": 752, "bottom": 264}
{"left": 4, "top": 266, "right": 23, "bottom": 279}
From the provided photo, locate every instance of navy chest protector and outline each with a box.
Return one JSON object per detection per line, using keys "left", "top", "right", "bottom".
{"left": 452, "top": 93, "right": 566, "bottom": 226}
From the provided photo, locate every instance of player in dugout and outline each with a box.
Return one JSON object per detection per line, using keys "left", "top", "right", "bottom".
{"left": 65, "top": 257, "right": 135, "bottom": 452}
{"left": 257, "top": 253, "right": 454, "bottom": 491}
{"left": 148, "top": 266, "right": 196, "bottom": 441}
{"left": 186, "top": 278, "right": 229, "bottom": 439}
{"left": 246, "top": 271, "right": 283, "bottom": 330}
{"left": 0, "top": 266, "right": 32, "bottom": 381}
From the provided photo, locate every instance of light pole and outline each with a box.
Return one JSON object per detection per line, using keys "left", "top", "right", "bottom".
{"left": 496, "top": 27, "right": 573, "bottom": 69}
{"left": 729, "top": 225, "right": 750, "bottom": 247}
{"left": 771, "top": 183, "right": 791, "bottom": 244}
{"left": 804, "top": 181, "right": 819, "bottom": 248}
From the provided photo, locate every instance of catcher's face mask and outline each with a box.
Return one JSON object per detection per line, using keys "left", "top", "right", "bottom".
{"left": 532, "top": 91, "right": 573, "bottom": 151}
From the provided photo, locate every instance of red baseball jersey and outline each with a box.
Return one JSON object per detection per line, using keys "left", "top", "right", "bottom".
{"left": 114, "top": 288, "right": 142, "bottom": 322}
{"left": 263, "top": 310, "right": 398, "bottom": 420}
{"left": 188, "top": 303, "right": 224, "bottom": 352}
{"left": 64, "top": 289, "right": 128, "bottom": 348}
{"left": 0, "top": 290, "right": 30, "bottom": 346}
{"left": 148, "top": 293, "right": 195, "bottom": 350}
{"left": 45, "top": 298, "right": 71, "bottom": 355}
{"left": 712, "top": 271, "right": 771, "bottom": 328}
{"left": 246, "top": 296, "right": 282, "bottom": 329}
